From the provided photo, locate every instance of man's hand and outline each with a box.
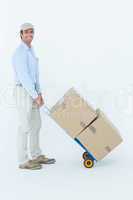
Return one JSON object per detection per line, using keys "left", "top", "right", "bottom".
{"left": 34, "top": 94, "right": 44, "bottom": 107}
{"left": 39, "top": 94, "right": 44, "bottom": 106}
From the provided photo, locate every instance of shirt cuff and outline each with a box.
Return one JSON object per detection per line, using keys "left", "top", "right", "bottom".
{"left": 32, "top": 92, "right": 39, "bottom": 100}
{"left": 38, "top": 92, "right": 42, "bottom": 95}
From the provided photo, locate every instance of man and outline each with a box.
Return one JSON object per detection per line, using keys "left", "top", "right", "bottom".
{"left": 12, "top": 23, "right": 56, "bottom": 170}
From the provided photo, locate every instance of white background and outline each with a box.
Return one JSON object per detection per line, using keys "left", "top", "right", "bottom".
{"left": 0, "top": 0, "right": 133, "bottom": 199}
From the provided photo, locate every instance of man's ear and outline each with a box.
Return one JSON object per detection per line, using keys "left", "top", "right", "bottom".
{"left": 20, "top": 30, "right": 23, "bottom": 39}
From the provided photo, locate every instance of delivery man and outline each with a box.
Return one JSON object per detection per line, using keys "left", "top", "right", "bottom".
{"left": 12, "top": 23, "right": 56, "bottom": 170}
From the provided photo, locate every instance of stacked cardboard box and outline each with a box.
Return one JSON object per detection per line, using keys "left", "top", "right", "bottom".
{"left": 50, "top": 88, "right": 123, "bottom": 161}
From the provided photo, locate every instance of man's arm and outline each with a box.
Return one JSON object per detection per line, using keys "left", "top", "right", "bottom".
{"left": 12, "top": 51, "right": 38, "bottom": 100}
{"left": 35, "top": 62, "right": 42, "bottom": 95}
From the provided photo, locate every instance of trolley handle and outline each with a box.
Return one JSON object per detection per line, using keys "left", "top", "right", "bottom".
{"left": 42, "top": 105, "right": 51, "bottom": 115}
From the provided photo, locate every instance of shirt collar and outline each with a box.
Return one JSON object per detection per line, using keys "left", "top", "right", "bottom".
{"left": 21, "top": 41, "right": 33, "bottom": 51}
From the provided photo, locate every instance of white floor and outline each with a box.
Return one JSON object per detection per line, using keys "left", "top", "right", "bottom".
{"left": 0, "top": 86, "right": 132, "bottom": 200}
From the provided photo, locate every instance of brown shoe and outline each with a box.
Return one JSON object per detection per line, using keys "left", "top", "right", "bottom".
{"left": 19, "top": 160, "right": 42, "bottom": 170}
{"left": 33, "top": 155, "right": 56, "bottom": 164}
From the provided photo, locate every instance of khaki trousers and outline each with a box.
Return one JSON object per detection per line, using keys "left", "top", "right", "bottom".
{"left": 13, "top": 85, "right": 42, "bottom": 164}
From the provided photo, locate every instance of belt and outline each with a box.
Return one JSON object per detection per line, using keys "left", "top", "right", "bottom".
{"left": 16, "top": 83, "right": 37, "bottom": 87}
{"left": 16, "top": 83, "right": 23, "bottom": 87}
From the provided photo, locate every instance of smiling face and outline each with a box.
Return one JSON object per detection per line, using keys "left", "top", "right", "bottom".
{"left": 20, "top": 28, "right": 34, "bottom": 46}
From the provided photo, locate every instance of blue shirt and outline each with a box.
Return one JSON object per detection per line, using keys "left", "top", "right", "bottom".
{"left": 12, "top": 41, "right": 41, "bottom": 100}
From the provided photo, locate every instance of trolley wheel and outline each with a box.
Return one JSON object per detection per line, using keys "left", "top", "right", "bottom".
{"left": 82, "top": 152, "right": 89, "bottom": 160}
{"left": 83, "top": 159, "right": 94, "bottom": 168}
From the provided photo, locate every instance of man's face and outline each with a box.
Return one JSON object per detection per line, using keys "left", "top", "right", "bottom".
{"left": 21, "top": 28, "right": 34, "bottom": 44}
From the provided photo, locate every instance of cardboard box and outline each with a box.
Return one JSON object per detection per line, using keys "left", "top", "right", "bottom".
{"left": 50, "top": 88, "right": 97, "bottom": 138}
{"left": 77, "top": 109, "right": 123, "bottom": 160}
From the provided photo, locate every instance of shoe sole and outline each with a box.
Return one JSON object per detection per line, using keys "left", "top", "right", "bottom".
{"left": 39, "top": 161, "right": 56, "bottom": 164}
{"left": 19, "top": 166, "right": 42, "bottom": 170}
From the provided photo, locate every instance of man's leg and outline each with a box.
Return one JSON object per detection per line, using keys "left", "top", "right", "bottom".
{"left": 15, "top": 86, "right": 32, "bottom": 163}
{"left": 15, "top": 86, "right": 42, "bottom": 169}
{"left": 17, "top": 123, "right": 29, "bottom": 163}
{"left": 29, "top": 102, "right": 56, "bottom": 164}
{"left": 29, "top": 102, "right": 42, "bottom": 159}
